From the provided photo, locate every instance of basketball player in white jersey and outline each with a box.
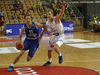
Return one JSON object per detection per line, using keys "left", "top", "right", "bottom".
{"left": 42, "top": 2, "right": 66, "bottom": 66}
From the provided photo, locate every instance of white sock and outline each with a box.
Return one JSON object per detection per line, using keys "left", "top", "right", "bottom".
{"left": 11, "top": 63, "right": 14, "bottom": 67}
{"left": 59, "top": 53, "right": 62, "bottom": 56}
{"left": 49, "top": 58, "right": 52, "bottom": 62}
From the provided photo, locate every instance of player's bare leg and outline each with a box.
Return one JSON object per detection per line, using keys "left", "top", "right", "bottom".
{"left": 27, "top": 56, "right": 32, "bottom": 61}
{"left": 7, "top": 50, "right": 25, "bottom": 72}
{"left": 54, "top": 44, "right": 63, "bottom": 64}
{"left": 43, "top": 50, "right": 53, "bottom": 66}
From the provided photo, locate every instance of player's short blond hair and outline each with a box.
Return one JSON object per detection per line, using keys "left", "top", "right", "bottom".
{"left": 47, "top": 10, "right": 53, "bottom": 14}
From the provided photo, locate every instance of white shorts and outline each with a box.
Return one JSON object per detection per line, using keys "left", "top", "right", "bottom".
{"left": 48, "top": 34, "right": 64, "bottom": 50}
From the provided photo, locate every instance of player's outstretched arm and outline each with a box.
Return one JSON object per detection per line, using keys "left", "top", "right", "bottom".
{"left": 36, "top": 22, "right": 50, "bottom": 35}
{"left": 55, "top": 2, "right": 66, "bottom": 21}
{"left": 18, "top": 26, "right": 24, "bottom": 41}
{"left": 38, "top": 29, "right": 45, "bottom": 42}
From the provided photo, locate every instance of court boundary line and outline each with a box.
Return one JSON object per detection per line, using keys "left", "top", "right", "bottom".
{"left": 1, "top": 60, "right": 100, "bottom": 66}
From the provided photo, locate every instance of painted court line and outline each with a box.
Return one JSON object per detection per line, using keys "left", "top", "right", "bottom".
{"left": 1, "top": 60, "right": 100, "bottom": 66}
{"left": 64, "top": 39, "right": 91, "bottom": 43}
{"left": 66, "top": 42, "right": 100, "bottom": 48}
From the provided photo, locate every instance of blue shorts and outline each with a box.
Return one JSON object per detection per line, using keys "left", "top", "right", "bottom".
{"left": 23, "top": 38, "right": 39, "bottom": 58}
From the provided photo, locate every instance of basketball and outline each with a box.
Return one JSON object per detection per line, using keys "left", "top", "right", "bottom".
{"left": 16, "top": 41, "right": 24, "bottom": 50}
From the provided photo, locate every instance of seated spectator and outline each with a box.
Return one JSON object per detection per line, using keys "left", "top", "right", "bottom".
{"left": 88, "top": 19, "right": 93, "bottom": 32}
{"left": 93, "top": 20, "right": 99, "bottom": 32}
{"left": 0, "top": 10, "right": 4, "bottom": 19}
{"left": 15, "top": 4, "right": 20, "bottom": 11}
{"left": 13, "top": 0, "right": 18, "bottom": 8}
{"left": 42, "top": 2, "right": 45, "bottom": 10}
{"left": 57, "top": 3, "right": 62, "bottom": 9}
{"left": 70, "top": 12, "right": 76, "bottom": 20}
{"left": 68, "top": 7, "right": 73, "bottom": 15}
{"left": 12, "top": 13, "right": 18, "bottom": 20}
{"left": 21, "top": 10, "right": 25, "bottom": 16}
{"left": 65, "top": 3, "right": 69, "bottom": 13}
{"left": 38, "top": 7, "right": 44, "bottom": 16}
{"left": 57, "top": 0, "right": 61, "bottom": 5}
{"left": 19, "top": 3, "right": 24, "bottom": 10}
{"left": 31, "top": 4, "right": 36, "bottom": 12}
{"left": 97, "top": 20, "right": 100, "bottom": 32}
{"left": 93, "top": 14, "right": 98, "bottom": 21}
{"left": 0, "top": 17, "right": 4, "bottom": 36}
{"left": 66, "top": 12, "right": 71, "bottom": 19}
{"left": 26, "top": 10, "right": 30, "bottom": 15}
{"left": 18, "top": 0, "right": 22, "bottom": 4}
{"left": 88, "top": 13, "right": 93, "bottom": 21}
{"left": 36, "top": 3, "right": 40, "bottom": 10}
{"left": 31, "top": 17, "right": 35, "bottom": 22}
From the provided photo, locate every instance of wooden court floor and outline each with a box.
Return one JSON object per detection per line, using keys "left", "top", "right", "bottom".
{"left": 0, "top": 31, "right": 100, "bottom": 74}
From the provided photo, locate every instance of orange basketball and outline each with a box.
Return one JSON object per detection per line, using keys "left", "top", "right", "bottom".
{"left": 16, "top": 41, "right": 24, "bottom": 50}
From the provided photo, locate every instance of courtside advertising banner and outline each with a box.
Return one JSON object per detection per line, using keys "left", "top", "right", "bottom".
{"left": 6, "top": 22, "right": 74, "bottom": 35}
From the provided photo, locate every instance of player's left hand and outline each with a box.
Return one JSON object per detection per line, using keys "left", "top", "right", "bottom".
{"left": 48, "top": 33, "right": 52, "bottom": 36}
{"left": 62, "top": 2, "right": 66, "bottom": 6}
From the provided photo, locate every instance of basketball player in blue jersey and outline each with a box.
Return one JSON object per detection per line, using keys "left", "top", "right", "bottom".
{"left": 7, "top": 14, "right": 50, "bottom": 72}
{"left": 41, "top": 2, "right": 66, "bottom": 66}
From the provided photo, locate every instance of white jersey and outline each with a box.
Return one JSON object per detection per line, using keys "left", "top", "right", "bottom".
{"left": 46, "top": 17, "right": 64, "bottom": 50}
{"left": 46, "top": 17, "right": 64, "bottom": 34}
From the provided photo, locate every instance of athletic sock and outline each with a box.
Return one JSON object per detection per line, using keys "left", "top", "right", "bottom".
{"left": 27, "top": 57, "right": 29, "bottom": 61}
{"left": 59, "top": 53, "right": 62, "bottom": 56}
{"left": 11, "top": 63, "right": 14, "bottom": 67}
{"left": 49, "top": 58, "right": 52, "bottom": 62}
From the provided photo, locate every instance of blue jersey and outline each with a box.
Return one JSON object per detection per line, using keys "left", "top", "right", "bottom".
{"left": 24, "top": 21, "right": 39, "bottom": 42}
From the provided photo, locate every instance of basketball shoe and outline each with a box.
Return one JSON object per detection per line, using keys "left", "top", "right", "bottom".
{"left": 7, "top": 66, "right": 13, "bottom": 72}
{"left": 43, "top": 61, "right": 52, "bottom": 66}
{"left": 59, "top": 54, "right": 63, "bottom": 64}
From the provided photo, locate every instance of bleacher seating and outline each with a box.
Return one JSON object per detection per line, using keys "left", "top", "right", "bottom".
{"left": 0, "top": 0, "right": 82, "bottom": 31}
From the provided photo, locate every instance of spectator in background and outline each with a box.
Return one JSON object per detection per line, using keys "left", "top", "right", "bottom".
{"left": 26, "top": 10, "right": 30, "bottom": 15}
{"left": 18, "top": 0, "right": 22, "bottom": 4}
{"left": 93, "top": 20, "right": 98, "bottom": 32}
{"left": 57, "top": 0, "right": 61, "bottom": 5}
{"left": 12, "top": 13, "right": 18, "bottom": 20}
{"left": 44, "top": 7, "right": 47, "bottom": 18}
{"left": 0, "top": 17, "right": 4, "bottom": 36}
{"left": 22, "top": 10, "right": 25, "bottom": 16}
{"left": 31, "top": 4, "right": 36, "bottom": 12}
{"left": 0, "top": 10, "right": 4, "bottom": 19}
{"left": 65, "top": 3, "right": 69, "bottom": 13}
{"left": 42, "top": 2, "right": 46, "bottom": 10}
{"left": 66, "top": 12, "right": 71, "bottom": 20}
{"left": 31, "top": 17, "right": 35, "bottom": 22}
{"left": 88, "top": 19, "right": 93, "bottom": 32}
{"left": 97, "top": 20, "right": 100, "bottom": 32}
{"left": 36, "top": 2, "right": 40, "bottom": 10}
{"left": 93, "top": 14, "right": 98, "bottom": 21}
{"left": 19, "top": 3, "right": 24, "bottom": 11}
{"left": 68, "top": 7, "right": 73, "bottom": 15}
{"left": 38, "top": 7, "right": 44, "bottom": 17}
{"left": 88, "top": 13, "right": 93, "bottom": 21}
{"left": 70, "top": 12, "right": 76, "bottom": 20}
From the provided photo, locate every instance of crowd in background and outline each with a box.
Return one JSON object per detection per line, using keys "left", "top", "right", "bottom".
{"left": 88, "top": 13, "right": 100, "bottom": 33}
{"left": 51, "top": 0, "right": 76, "bottom": 22}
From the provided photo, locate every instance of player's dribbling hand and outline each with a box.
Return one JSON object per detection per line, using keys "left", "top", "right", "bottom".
{"left": 48, "top": 33, "right": 52, "bottom": 36}
{"left": 62, "top": 2, "right": 66, "bottom": 6}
